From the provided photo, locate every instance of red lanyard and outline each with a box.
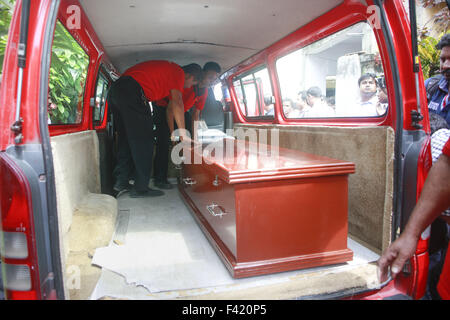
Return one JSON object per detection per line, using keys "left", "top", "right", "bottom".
{"left": 441, "top": 93, "right": 449, "bottom": 111}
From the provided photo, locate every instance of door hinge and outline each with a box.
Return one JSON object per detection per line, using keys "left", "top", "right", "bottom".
{"left": 11, "top": 118, "right": 24, "bottom": 144}
{"left": 411, "top": 110, "right": 423, "bottom": 129}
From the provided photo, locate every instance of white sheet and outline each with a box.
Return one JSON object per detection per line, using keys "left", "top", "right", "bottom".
{"left": 90, "top": 189, "right": 380, "bottom": 300}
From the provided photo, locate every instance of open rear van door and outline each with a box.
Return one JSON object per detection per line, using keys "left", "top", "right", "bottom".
{"left": 0, "top": 0, "right": 65, "bottom": 300}
{"left": 91, "top": 66, "right": 116, "bottom": 195}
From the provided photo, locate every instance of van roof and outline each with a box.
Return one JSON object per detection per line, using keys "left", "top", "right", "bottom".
{"left": 79, "top": 0, "right": 343, "bottom": 73}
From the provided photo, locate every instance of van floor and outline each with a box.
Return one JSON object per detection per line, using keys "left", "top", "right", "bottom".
{"left": 87, "top": 183, "right": 381, "bottom": 300}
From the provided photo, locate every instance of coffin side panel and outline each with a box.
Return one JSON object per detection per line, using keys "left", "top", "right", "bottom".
{"left": 234, "top": 176, "right": 350, "bottom": 262}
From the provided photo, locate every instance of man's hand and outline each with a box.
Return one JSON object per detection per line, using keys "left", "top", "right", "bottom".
{"left": 180, "top": 134, "right": 193, "bottom": 144}
{"left": 168, "top": 89, "right": 186, "bottom": 134}
{"left": 378, "top": 149, "right": 450, "bottom": 284}
{"left": 191, "top": 108, "right": 201, "bottom": 141}
{"left": 171, "top": 132, "right": 197, "bottom": 147}
{"left": 377, "top": 232, "right": 419, "bottom": 283}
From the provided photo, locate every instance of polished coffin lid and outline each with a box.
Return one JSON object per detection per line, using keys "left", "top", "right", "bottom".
{"left": 185, "top": 138, "right": 355, "bottom": 184}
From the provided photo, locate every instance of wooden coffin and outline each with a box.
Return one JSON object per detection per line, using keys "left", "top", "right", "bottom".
{"left": 178, "top": 138, "right": 355, "bottom": 278}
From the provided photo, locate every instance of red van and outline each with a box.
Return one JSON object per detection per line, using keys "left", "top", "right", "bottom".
{"left": 0, "top": 0, "right": 441, "bottom": 300}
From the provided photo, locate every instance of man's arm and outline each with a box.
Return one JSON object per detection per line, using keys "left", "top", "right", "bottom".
{"left": 378, "top": 152, "right": 450, "bottom": 282}
{"left": 191, "top": 108, "right": 201, "bottom": 140}
{"left": 167, "top": 89, "right": 187, "bottom": 141}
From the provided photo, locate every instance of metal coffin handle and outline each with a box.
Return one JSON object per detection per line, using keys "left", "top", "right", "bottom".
{"left": 206, "top": 203, "right": 228, "bottom": 218}
{"left": 174, "top": 156, "right": 185, "bottom": 170}
{"left": 212, "top": 175, "right": 221, "bottom": 187}
{"left": 183, "top": 177, "right": 197, "bottom": 185}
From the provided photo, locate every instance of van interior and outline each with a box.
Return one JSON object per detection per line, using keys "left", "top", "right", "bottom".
{"left": 47, "top": 0, "right": 396, "bottom": 299}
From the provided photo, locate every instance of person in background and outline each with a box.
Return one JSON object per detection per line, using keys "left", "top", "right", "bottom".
{"left": 152, "top": 62, "right": 221, "bottom": 190}
{"left": 378, "top": 136, "right": 450, "bottom": 300}
{"left": 295, "top": 90, "right": 308, "bottom": 114}
{"left": 354, "top": 73, "right": 387, "bottom": 117}
{"left": 325, "top": 96, "right": 336, "bottom": 111}
{"left": 301, "top": 86, "right": 335, "bottom": 118}
{"left": 283, "top": 98, "right": 300, "bottom": 118}
{"left": 186, "top": 62, "right": 222, "bottom": 139}
{"left": 426, "top": 33, "right": 450, "bottom": 127}
{"left": 107, "top": 60, "right": 202, "bottom": 198}
{"left": 425, "top": 113, "right": 450, "bottom": 299}
{"left": 264, "top": 102, "right": 274, "bottom": 116}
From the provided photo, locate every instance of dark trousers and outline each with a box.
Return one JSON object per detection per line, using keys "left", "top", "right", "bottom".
{"left": 425, "top": 219, "right": 449, "bottom": 300}
{"left": 153, "top": 104, "right": 170, "bottom": 182}
{"left": 153, "top": 104, "right": 193, "bottom": 182}
{"left": 107, "top": 76, "right": 154, "bottom": 192}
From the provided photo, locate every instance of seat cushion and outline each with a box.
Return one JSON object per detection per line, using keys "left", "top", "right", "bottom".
{"left": 69, "top": 192, "right": 118, "bottom": 252}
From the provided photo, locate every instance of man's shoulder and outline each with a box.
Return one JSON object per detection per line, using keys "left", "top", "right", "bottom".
{"left": 357, "top": 96, "right": 377, "bottom": 106}
{"left": 425, "top": 75, "right": 445, "bottom": 93}
{"left": 425, "top": 75, "right": 447, "bottom": 105}
{"left": 126, "top": 60, "right": 182, "bottom": 73}
{"left": 431, "top": 129, "right": 450, "bottom": 160}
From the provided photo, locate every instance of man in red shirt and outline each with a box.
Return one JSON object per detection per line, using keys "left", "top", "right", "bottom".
{"left": 107, "top": 61, "right": 202, "bottom": 198}
{"left": 179, "top": 62, "right": 221, "bottom": 138}
{"left": 152, "top": 62, "right": 221, "bottom": 189}
{"left": 378, "top": 137, "right": 450, "bottom": 299}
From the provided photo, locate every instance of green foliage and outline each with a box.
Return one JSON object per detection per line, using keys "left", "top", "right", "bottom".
{"left": 0, "top": 0, "right": 15, "bottom": 74}
{"left": 48, "top": 21, "right": 89, "bottom": 124}
{"left": 0, "top": 0, "right": 89, "bottom": 124}
{"left": 418, "top": 32, "right": 444, "bottom": 79}
{"left": 419, "top": 0, "right": 449, "bottom": 33}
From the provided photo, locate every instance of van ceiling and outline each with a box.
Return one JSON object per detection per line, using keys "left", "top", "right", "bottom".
{"left": 79, "top": 0, "right": 343, "bottom": 74}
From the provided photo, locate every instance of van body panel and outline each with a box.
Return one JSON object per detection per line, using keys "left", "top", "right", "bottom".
{"left": 3, "top": 145, "right": 59, "bottom": 299}
{"left": 78, "top": 0, "right": 345, "bottom": 74}
{"left": 0, "top": 0, "right": 54, "bottom": 149}
{"left": 224, "top": 1, "right": 394, "bottom": 127}
{"left": 47, "top": 0, "right": 118, "bottom": 137}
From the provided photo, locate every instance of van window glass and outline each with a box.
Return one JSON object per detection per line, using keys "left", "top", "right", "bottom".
{"left": 48, "top": 21, "right": 89, "bottom": 125}
{"left": 232, "top": 67, "right": 274, "bottom": 118}
{"left": 233, "top": 79, "right": 247, "bottom": 114}
{"left": 242, "top": 75, "right": 259, "bottom": 116}
{"left": 93, "top": 72, "right": 109, "bottom": 123}
{"left": 276, "top": 22, "right": 388, "bottom": 119}
{"left": 213, "top": 82, "right": 223, "bottom": 102}
{"left": 0, "top": 0, "right": 16, "bottom": 75}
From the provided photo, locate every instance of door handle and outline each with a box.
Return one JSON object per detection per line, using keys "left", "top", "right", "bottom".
{"left": 206, "top": 203, "right": 227, "bottom": 218}
{"left": 174, "top": 156, "right": 185, "bottom": 170}
{"left": 212, "top": 175, "right": 221, "bottom": 187}
{"left": 183, "top": 177, "right": 197, "bottom": 185}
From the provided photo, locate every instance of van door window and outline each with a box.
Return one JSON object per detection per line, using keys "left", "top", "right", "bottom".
{"left": 242, "top": 73, "right": 259, "bottom": 116}
{"left": 233, "top": 79, "right": 247, "bottom": 115}
{"left": 0, "top": 0, "right": 15, "bottom": 76}
{"left": 232, "top": 67, "right": 274, "bottom": 119}
{"left": 213, "top": 82, "right": 223, "bottom": 103}
{"left": 93, "top": 71, "right": 109, "bottom": 124}
{"left": 276, "top": 22, "right": 388, "bottom": 119}
{"left": 48, "top": 21, "right": 89, "bottom": 125}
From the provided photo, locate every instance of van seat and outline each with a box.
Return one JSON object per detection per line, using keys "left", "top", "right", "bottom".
{"left": 68, "top": 193, "right": 117, "bottom": 252}
{"left": 51, "top": 130, "right": 117, "bottom": 299}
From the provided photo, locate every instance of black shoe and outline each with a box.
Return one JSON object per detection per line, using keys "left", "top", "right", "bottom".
{"left": 114, "top": 181, "right": 133, "bottom": 198}
{"left": 130, "top": 187, "right": 164, "bottom": 198}
{"left": 115, "top": 189, "right": 130, "bottom": 198}
{"left": 113, "top": 181, "right": 133, "bottom": 192}
{"left": 154, "top": 179, "right": 174, "bottom": 190}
